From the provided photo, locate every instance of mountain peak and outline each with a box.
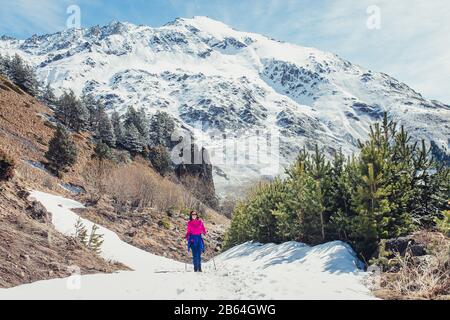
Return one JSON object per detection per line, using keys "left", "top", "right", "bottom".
{"left": 167, "top": 15, "right": 229, "bottom": 26}
{"left": 103, "top": 20, "right": 135, "bottom": 33}
{"left": 165, "top": 16, "right": 238, "bottom": 36}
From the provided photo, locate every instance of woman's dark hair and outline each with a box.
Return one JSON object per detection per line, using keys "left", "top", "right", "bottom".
{"left": 189, "top": 210, "right": 199, "bottom": 221}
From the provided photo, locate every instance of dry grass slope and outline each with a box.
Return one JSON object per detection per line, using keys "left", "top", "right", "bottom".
{"left": 374, "top": 231, "right": 450, "bottom": 300}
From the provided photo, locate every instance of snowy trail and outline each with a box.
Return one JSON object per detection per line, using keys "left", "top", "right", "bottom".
{"left": 0, "top": 191, "right": 375, "bottom": 300}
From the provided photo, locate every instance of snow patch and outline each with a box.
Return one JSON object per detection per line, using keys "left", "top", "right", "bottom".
{"left": 0, "top": 191, "right": 375, "bottom": 300}
{"left": 59, "top": 183, "right": 85, "bottom": 195}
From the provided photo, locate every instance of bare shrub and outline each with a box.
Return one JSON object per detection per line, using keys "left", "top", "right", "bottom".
{"left": 182, "top": 190, "right": 201, "bottom": 213}
{"left": 15, "top": 162, "right": 36, "bottom": 181}
{"left": 374, "top": 232, "right": 450, "bottom": 300}
{"left": 0, "top": 148, "right": 16, "bottom": 181}
{"left": 153, "top": 187, "right": 175, "bottom": 212}
{"left": 42, "top": 176, "right": 57, "bottom": 191}
{"left": 81, "top": 159, "right": 115, "bottom": 203}
{"left": 16, "top": 161, "right": 58, "bottom": 191}
{"left": 101, "top": 163, "right": 172, "bottom": 212}
{"left": 137, "top": 174, "right": 157, "bottom": 209}
{"left": 81, "top": 160, "right": 212, "bottom": 215}
{"left": 219, "top": 195, "right": 238, "bottom": 219}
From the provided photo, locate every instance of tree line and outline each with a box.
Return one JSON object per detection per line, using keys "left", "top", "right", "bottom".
{"left": 0, "top": 53, "right": 176, "bottom": 177}
{"left": 223, "top": 115, "right": 450, "bottom": 259}
{"left": 45, "top": 89, "right": 176, "bottom": 177}
{"left": 0, "top": 53, "right": 40, "bottom": 96}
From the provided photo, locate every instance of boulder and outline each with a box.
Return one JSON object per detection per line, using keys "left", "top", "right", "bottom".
{"left": 373, "top": 235, "right": 427, "bottom": 260}
{"left": 385, "top": 236, "right": 427, "bottom": 257}
{"left": 27, "top": 200, "right": 52, "bottom": 224}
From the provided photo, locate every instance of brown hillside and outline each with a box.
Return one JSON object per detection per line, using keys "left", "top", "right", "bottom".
{"left": 0, "top": 76, "right": 126, "bottom": 287}
{"left": 0, "top": 75, "right": 229, "bottom": 288}
{"left": 0, "top": 180, "right": 126, "bottom": 288}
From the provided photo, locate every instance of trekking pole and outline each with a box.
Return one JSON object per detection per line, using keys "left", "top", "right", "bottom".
{"left": 208, "top": 233, "right": 217, "bottom": 271}
{"left": 185, "top": 238, "right": 188, "bottom": 272}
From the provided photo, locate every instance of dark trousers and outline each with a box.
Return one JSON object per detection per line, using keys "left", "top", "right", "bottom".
{"left": 192, "top": 244, "right": 202, "bottom": 271}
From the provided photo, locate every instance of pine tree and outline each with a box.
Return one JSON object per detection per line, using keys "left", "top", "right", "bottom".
{"left": 137, "top": 108, "right": 149, "bottom": 137}
{"left": 123, "top": 107, "right": 138, "bottom": 129}
{"left": 349, "top": 116, "right": 414, "bottom": 256}
{"left": 45, "top": 124, "right": 77, "bottom": 175}
{"left": 350, "top": 163, "right": 384, "bottom": 257}
{"left": 96, "top": 106, "right": 116, "bottom": 147}
{"left": 8, "top": 54, "right": 40, "bottom": 96}
{"left": 409, "top": 140, "right": 449, "bottom": 226}
{"left": 87, "top": 224, "right": 104, "bottom": 254}
{"left": 111, "top": 111, "right": 124, "bottom": 148}
{"left": 149, "top": 111, "right": 176, "bottom": 147}
{"left": 278, "top": 157, "right": 324, "bottom": 244}
{"left": 94, "top": 141, "right": 113, "bottom": 161}
{"left": 148, "top": 145, "right": 172, "bottom": 175}
{"left": 223, "top": 201, "right": 250, "bottom": 250}
{"left": 123, "top": 123, "right": 144, "bottom": 155}
{"left": 124, "top": 107, "right": 148, "bottom": 137}
{"left": 0, "top": 148, "right": 16, "bottom": 182}
{"left": 81, "top": 93, "right": 100, "bottom": 129}
{"left": 329, "top": 150, "right": 352, "bottom": 216}
{"left": 246, "top": 180, "right": 283, "bottom": 243}
{"left": 0, "top": 54, "right": 14, "bottom": 80}
{"left": 328, "top": 154, "right": 357, "bottom": 240}
{"left": 223, "top": 180, "right": 285, "bottom": 247}
{"left": 309, "top": 145, "right": 332, "bottom": 241}
{"left": 436, "top": 209, "right": 450, "bottom": 237}
{"left": 391, "top": 125, "right": 415, "bottom": 207}
{"left": 74, "top": 218, "right": 88, "bottom": 245}
{"left": 56, "top": 90, "right": 89, "bottom": 132}
{"left": 55, "top": 92, "right": 70, "bottom": 125}
{"left": 0, "top": 54, "right": 8, "bottom": 77}
{"left": 41, "top": 83, "right": 57, "bottom": 108}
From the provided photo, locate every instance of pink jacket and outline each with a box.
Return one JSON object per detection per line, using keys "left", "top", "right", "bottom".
{"left": 186, "top": 219, "right": 207, "bottom": 240}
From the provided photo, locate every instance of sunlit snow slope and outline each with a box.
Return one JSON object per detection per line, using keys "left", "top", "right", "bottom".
{"left": 0, "top": 191, "right": 374, "bottom": 300}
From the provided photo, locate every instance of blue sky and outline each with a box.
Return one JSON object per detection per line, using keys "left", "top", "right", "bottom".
{"left": 1, "top": 0, "right": 449, "bottom": 103}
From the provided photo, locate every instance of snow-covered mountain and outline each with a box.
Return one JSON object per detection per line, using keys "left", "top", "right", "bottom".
{"left": 1, "top": 16, "right": 449, "bottom": 195}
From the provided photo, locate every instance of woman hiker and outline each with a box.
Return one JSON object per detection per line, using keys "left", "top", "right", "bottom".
{"left": 185, "top": 210, "right": 207, "bottom": 272}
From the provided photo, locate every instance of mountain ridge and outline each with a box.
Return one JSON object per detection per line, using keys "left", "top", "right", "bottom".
{"left": 1, "top": 16, "right": 448, "bottom": 195}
